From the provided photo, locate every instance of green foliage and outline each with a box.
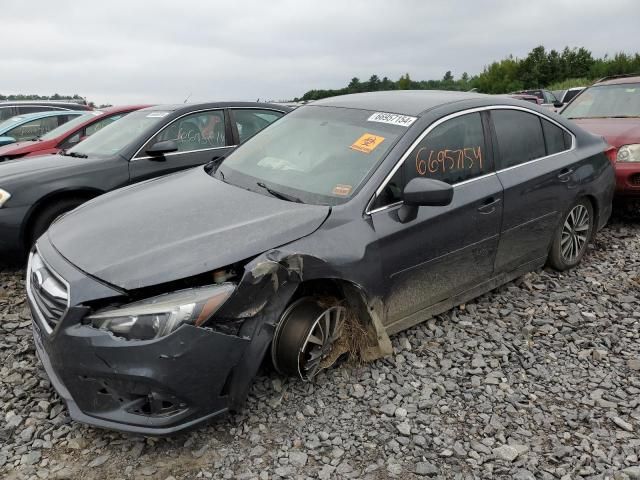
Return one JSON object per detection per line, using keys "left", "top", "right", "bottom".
{"left": 547, "top": 78, "right": 592, "bottom": 91}
{"left": 297, "top": 46, "right": 640, "bottom": 101}
{"left": 0, "top": 93, "right": 85, "bottom": 101}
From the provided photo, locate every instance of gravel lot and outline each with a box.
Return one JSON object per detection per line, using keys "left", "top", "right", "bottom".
{"left": 1, "top": 212, "right": 639, "bottom": 480}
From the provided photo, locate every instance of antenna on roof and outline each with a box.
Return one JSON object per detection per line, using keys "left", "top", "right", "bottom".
{"left": 183, "top": 93, "right": 192, "bottom": 103}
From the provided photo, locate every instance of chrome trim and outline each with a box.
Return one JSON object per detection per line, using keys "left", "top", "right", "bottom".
{"left": 366, "top": 105, "right": 576, "bottom": 215}
{"left": 26, "top": 249, "right": 71, "bottom": 335}
{"left": 133, "top": 145, "right": 236, "bottom": 161}
{"left": 131, "top": 106, "right": 287, "bottom": 161}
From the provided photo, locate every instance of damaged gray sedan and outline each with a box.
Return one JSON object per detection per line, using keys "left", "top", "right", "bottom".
{"left": 27, "top": 90, "right": 615, "bottom": 435}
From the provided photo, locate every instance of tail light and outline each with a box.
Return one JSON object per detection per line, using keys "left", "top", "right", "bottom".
{"left": 605, "top": 146, "right": 617, "bottom": 164}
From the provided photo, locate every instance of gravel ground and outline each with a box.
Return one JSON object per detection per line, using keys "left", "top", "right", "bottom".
{"left": 1, "top": 213, "right": 639, "bottom": 480}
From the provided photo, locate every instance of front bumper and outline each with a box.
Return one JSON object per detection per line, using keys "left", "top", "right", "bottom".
{"left": 614, "top": 162, "right": 640, "bottom": 197}
{"left": 31, "top": 315, "right": 249, "bottom": 435}
{"left": 28, "top": 238, "right": 254, "bottom": 436}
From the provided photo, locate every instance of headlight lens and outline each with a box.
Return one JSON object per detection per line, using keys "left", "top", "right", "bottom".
{"left": 0, "top": 188, "right": 11, "bottom": 207}
{"left": 617, "top": 144, "right": 640, "bottom": 163}
{"left": 87, "top": 284, "right": 235, "bottom": 340}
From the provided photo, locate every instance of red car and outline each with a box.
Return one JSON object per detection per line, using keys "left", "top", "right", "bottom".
{"left": 0, "top": 105, "right": 150, "bottom": 162}
{"left": 562, "top": 74, "right": 640, "bottom": 200}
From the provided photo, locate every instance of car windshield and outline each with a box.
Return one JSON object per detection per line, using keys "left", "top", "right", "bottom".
{"left": 66, "top": 110, "right": 171, "bottom": 158}
{"left": 562, "top": 83, "right": 640, "bottom": 119}
{"left": 39, "top": 112, "right": 102, "bottom": 141}
{"left": 218, "top": 106, "right": 409, "bottom": 205}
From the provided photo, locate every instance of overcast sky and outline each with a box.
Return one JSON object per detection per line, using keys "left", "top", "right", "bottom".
{"left": 2, "top": 0, "right": 639, "bottom": 105}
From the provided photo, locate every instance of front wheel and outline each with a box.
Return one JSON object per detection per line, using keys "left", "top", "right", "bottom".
{"left": 547, "top": 198, "right": 594, "bottom": 271}
{"left": 271, "top": 297, "right": 346, "bottom": 381}
{"left": 28, "top": 198, "right": 85, "bottom": 249}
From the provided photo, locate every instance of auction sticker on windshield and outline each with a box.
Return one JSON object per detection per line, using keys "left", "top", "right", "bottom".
{"left": 146, "top": 111, "right": 170, "bottom": 118}
{"left": 332, "top": 184, "right": 352, "bottom": 196}
{"left": 350, "top": 133, "right": 385, "bottom": 154}
{"left": 368, "top": 112, "right": 417, "bottom": 127}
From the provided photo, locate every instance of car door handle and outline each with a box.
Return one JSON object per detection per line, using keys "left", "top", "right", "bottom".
{"left": 477, "top": 197, "right": 501, "bottom": 214}
{"left": 557, "top": 168, "right": 574, "bottom": 182}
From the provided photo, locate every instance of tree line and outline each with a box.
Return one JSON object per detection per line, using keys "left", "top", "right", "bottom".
{"left": 0, "top": 93, "right": 86, "bottom": 102}
{"left": 295, "top": 46, "right": 640, "bottom": 101}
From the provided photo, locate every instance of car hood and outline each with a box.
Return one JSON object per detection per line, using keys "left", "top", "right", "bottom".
{"left": 570, "top": 118, "right": 640, "bottom": 147}
{"left": 0, "top": 140, "right": 40, "bottom": 155}
{"left": 0, "top": 153, "right": 103, "bottom": 184}
{"left": 47, "top": 167, "right": 331, "bottom": 290}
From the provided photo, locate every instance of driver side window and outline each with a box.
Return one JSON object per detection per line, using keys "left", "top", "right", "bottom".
{"left": 142, "top": 110, "right": 226, "bottom": 155}
{"left": 370, "top": 112, "right": 488, "bottom": 211}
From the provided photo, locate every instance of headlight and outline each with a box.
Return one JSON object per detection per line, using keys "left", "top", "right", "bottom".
{"left": 0, "top": 188, "right": 11, "bottom": 208}
{"left": 617, "top": 144, "right": 640, "bottom": 163}
{"left": 87, "top": 284, "right": 235, "bottom": 340}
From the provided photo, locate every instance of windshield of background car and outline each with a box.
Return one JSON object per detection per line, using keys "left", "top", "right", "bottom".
{"left": 562, "top": 83, "right": 640, "bottom": 118}
{"left": 218, "top": 106, "right": 410, "bottom": 205}
{"left": 66, "top": 110, "right": 171, "bottom": 158}
{"left": 0, "top": 116, "right": 25, "bottom": 132}
{"left": 39, "top": 112, "right": 101, "bottom": 140}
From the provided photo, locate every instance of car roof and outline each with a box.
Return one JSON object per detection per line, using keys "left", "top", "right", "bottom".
{"left": 309, "top": 90, "right": 488, "bottom": 116}
{"left": 2, "top": 110, "right": 84, "bottom": 122}
{"left": 140, "top": 102, "right": 292, "bottom": 113}
{"left": 99, "top": 104, "right": 153, "bottom": 114}
{"left": 595, "top": 75, "right": 640, "bottom": 86}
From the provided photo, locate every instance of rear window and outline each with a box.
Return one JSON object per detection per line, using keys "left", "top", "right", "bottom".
{"left": 492, "top": 110, "right": 546, "bottom": 169}
{"left": 542, "top": 119, "right": 572, "bottom": 155}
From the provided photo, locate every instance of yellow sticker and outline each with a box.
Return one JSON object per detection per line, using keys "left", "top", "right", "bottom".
{"left": 350, "top": 133, "right": 385, "bottom": 154}
{"left": 332, "top": 184, "right": 352, "bottom": 196}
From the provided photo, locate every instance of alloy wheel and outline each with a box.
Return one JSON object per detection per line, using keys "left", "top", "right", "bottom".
{"left": 272, "top": 298, "right": 346, "bottom": 381}
{"left": 561, "top": 204, "right": 590, "bottom": 262}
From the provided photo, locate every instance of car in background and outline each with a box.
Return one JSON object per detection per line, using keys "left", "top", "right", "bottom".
{"left": 561, "top": 74, "right": 640, "bottom": 201}
{"left": 553, "top": 87, "right": 586, "bottom": 106}
{"left": 0, "top": 102, "right": 290, "bottom": 256}
{"left": 25, "top": 91, "right": 614, "bottom": 435}
{"left": 0, "top": 100, "right": 92, "bottom": 121}
{"left": 505, "top": 93, "right": 540, "bottom": 104}
{"left": 0, "top": 110, "right": 86, "bottom": 147}
{"left": 0, "top": 105, "right": 150, "bottom": 162}
{"left": 513, "top": 89, "right": 563, "bottom": 110}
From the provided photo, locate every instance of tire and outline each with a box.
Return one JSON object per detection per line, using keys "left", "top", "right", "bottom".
{"left": 547, "top": 198, "right": 594, "bottom": 271}
{"left": 271, "top": 297, "right": 346, "bottom": 381}
{"left": 28, "top": 198, "right": 85, "bottom": 249}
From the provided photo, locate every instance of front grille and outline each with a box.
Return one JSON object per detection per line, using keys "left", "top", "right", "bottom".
{"left": 629, "top": 173, "right": 640, "bottom": 187}
{"left": 27, "top": 251, "right": 69, "bottom": 331}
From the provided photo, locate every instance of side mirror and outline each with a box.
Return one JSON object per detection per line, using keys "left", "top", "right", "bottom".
{"left": 553, "top": 101, "right": 564, "bottom": 109}
{"left": 146, "top": 140, "right": 178, "bottom": 156}
{"left": 0, "top": 136, "right": 16, "bottom": 147}
{"left": 403, "top": 178, "right": 453, "bottom": 207}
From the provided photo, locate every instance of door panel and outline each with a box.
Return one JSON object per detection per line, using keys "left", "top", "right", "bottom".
{"left": 490, "top": 109, "right": 576, "bottom": 272}
{"left": 129, "top": 147, "right": 234, "bottom": 182}
{"left": 373, "top": 175, "right": 503, "bottom": 325}
{"left": 494, "top": 152, "right": 577, "bottom": 271}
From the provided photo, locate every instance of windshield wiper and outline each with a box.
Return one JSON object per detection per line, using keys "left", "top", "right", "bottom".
{"left": 256, "top": 181, "right": 303, "bottom": 203}
{"left": 66, "top": 151, "right": 88, "bottom": 158}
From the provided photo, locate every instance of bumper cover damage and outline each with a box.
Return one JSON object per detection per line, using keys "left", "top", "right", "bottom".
{"left": 30, "top": 243, "right": 391, "bottom": 435}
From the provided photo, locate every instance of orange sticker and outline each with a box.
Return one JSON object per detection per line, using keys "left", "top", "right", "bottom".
{"left": 350, "top": 133, "right": 385, "bottom": 154}
{"left": 332, "top": 184, "right": 352, "bottom": 196}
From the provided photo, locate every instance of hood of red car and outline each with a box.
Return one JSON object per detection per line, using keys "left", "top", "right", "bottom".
{"left": 0, "top": 139, "right": 55, "bottom": 156}
{"left": 570, "top": 117, "right": 640, "bottom": 148}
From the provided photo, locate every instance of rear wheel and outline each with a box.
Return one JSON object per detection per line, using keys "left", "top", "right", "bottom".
{"left": 28, "top": 198, "right": 85, "bottom": 249}
{"left": 547, "top": 198, "right": 593, "bottom": 271}
{"left": 271, "top": 297, "right": 346, "bottom": 381}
